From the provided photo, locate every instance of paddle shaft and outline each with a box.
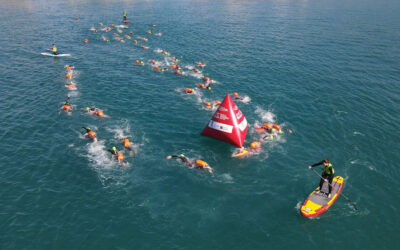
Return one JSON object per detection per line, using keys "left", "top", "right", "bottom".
{"left": 310, "top": 168, "right": 358, "bottom": 210}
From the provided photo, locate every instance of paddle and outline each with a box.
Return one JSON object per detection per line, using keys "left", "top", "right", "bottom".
{"left": 310, "top": 168, "right": 358, "bottom": 211}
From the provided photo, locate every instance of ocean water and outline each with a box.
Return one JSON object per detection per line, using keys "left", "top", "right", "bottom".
{"left": 1, "top": 0, "right": 399, "bottom": 249}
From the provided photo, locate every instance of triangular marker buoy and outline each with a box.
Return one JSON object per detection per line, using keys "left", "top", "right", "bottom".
{"left": 201, "top": 94, "right": 248, "bottom": 148}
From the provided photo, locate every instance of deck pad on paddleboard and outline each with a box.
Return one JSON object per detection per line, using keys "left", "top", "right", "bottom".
{"left": 301, "top": 176, "right": 344, "bottom": 217}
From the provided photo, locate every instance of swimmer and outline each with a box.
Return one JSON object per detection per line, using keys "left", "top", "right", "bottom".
{"left": 82, "top": 127, "right": 97, "bottom": 141}
{"left": 233, "top": 92, "right": 244, "bottom": 100}
{"left": 197, "top": 62, "right": 204, "bottom": 67}
{"left": 64, "top": 65, "right": 75, "bottom": 70}
{"left": 234, "top": 142, "right": 261, "bottom": 158}
{"left": 107, "top": 146, "right": 126, "bottom": 163}
{"left": 147, "top": 30, "right": 152, "bottom": 34}
{"left": 161, "top": 67, "right": 169, "bottom": 72}
{"left": 134, "top": 40, "right": 138, "bottom": 44}
{"left": 141, "top": 45, "right": 149, "bottom": 50}
{"left": 85, "top": 107, "right": 106, "bottom": 118}
{"left": 155, "top": 32, "right": 162, "bottom": 36}
{"left": 135, "top": 60, "right": 144, "bottom": 65}
{"left": 199, "top": 83, "right": 211, "bottom": 90}
{"left": 62, "top": 96, "right": 72, "bottom": 112}
{"left": 185, "top": 88, "right": 194, "bottom": 94}
{"left": 65, "top": 81, "right": 76, "bottom": 90}
{"left": 166, "top": 154, "right": 213, "bottom": 173}
{"left": 203, "top": 101, "right": 218, "bottom": 109}
{"left": 119, "top": 138, "right": 133, "bottom": 151}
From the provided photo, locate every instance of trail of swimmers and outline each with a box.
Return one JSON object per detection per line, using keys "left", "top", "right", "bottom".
{"left": 61, "top": 13, "right": 293, "bottom": 173}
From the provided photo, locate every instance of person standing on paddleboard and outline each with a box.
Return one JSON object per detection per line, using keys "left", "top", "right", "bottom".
{"left": 123, "top": 11, "right": 127, "bottom": 21}
{"left": 308, "top": 158, "right": 334, "bottom": 198}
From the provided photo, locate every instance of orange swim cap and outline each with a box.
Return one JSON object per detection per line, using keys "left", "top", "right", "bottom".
{"left": 129, "top": 31, "right": 133, "bottom": 34}
{"left": 151, "top": 60, "right": 155, "bottom": 64}
{"left": 214, "top": 100, "right": 221, "bottom": 105}
{"left": 233, "top": 92, "right": 238, "bottom": 96}
{"left": 171, "top": 64, "right": 177, "bottom": 69}
{"left": 273, "top": 124, "right": 280, "bottom": 130}
{"left": 185, "top": 88, "right": 193, "bottom": 93}
{"left": 204, "top": 102, "right": 211, "bottom": 107}
{"left": 176, "top": 70, "right": 181, "bottom": 75}
{"left": 65, "top": 74, "right": 71, "bottom": 78}
{"left": 63, "top": 105, "right": 71, "bottom": 111}
{"left": 199, "top": 83, "right": 205, "bottom": 88}
{"left": 135, "top": 60, "right": 140, "bottom": 64}
{"left": 204, "top": 77, "right": 210, "bottom": 81}
{"left": 84, "top": 39, "right": 88, "bottom": 43}
{"left": 154, "top": 66, "right": 159, "bottom": 70}
{"left": 134, "top": 40, "right": 137, "bottom": 43}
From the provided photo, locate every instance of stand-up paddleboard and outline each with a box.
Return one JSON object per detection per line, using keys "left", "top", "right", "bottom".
{"left": 301, "top": 176, "right": 344, "bottom": 217}
{"left": 122, "top": 20, "right": 130, "bottom": 23}
{"left": 41, "top": 52, "right": 71, "bottom": 57}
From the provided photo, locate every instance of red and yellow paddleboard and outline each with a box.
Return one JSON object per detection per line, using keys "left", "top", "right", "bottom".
{"left": 301, "top": 176, "right": 344, "bottom": 217}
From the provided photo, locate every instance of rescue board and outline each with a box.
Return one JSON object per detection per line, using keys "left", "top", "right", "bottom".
{"left": 122, "top": 20, "right": 130, "bottom": 23}
{"left": 300, "top": 176, "right": 344, "bottom": 217}
{"left": 41, "top": 52, "right": 71, "bottom": 57}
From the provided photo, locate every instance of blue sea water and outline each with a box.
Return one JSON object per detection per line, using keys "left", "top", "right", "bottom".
{"left": 1, "top": 0, "right": 399, "bottom": 249}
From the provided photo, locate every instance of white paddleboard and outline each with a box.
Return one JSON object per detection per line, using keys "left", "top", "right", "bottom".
{"left": 41, "top": 52, "right": 71, "bottom": 57}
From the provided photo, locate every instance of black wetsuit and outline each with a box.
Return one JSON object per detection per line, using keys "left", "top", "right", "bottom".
{"left": 171, "top": 155, "right": 192, "bottom": 165}
{"left": 310, "top": 161, "right": 334, "bottom": 194}
{"left": 107, "top": 149, "right": 117, "bottom": 156}
{"left": 82, "top": 127, "right": 91, "bottom": 133}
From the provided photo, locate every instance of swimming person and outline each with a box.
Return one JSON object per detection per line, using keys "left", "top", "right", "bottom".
{"left": 62, "top": 96, "right": 71, "bottom": 111}
{"left": 82, "top": 127, "right": 97, "bottom": 141}
{"left": 308, "top": 159, "right": 335, "bottom": 198}
{"left": 166, "top": 154, "right": 213, "bottom": 173}
{"left": 108, "top": 146, "right": 125, "bottom": 162}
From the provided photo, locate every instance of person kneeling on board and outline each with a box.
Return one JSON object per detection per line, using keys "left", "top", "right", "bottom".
{"left": 308, "top": 158, "right": 335, "bottom": 198}
{"left": 166, "top": 154, "right": 213, "bottom": 173}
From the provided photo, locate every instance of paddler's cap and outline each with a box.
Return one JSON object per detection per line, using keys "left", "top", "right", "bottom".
{"left": 179, "top": 154, "right": 184, "bottom": 157}
{"left": 112, "top": 147, "right": 116, "bottom": 151}
{"left": 86, "top": 107, "right": 89, "bottom": 111}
